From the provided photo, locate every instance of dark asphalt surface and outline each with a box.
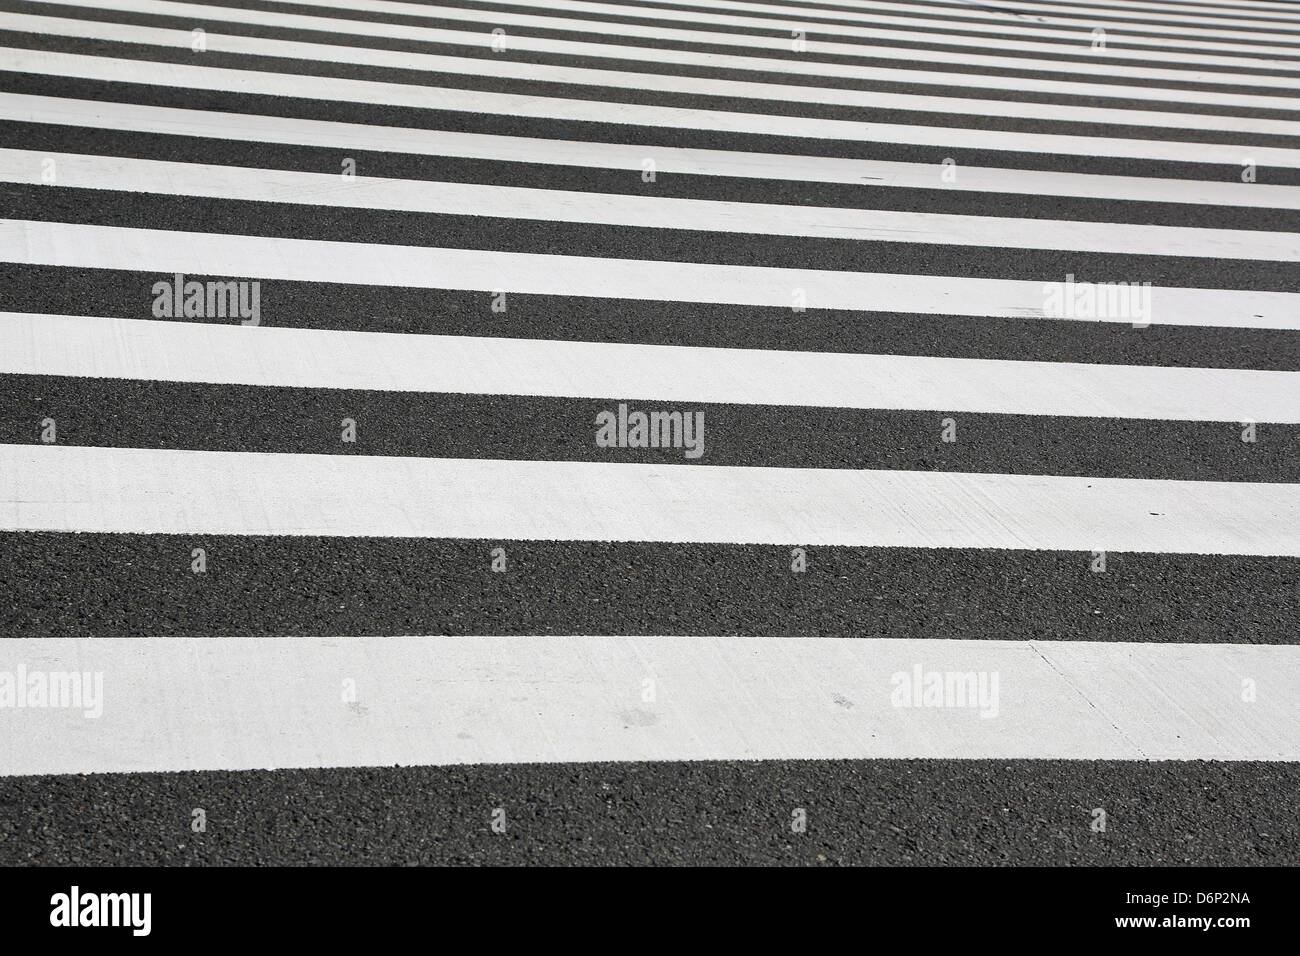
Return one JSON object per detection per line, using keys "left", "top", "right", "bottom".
{"left": 7, "top": 31, "right": 1300, "bottom": 186}
{"left": 3, "top": 534, "right": 1295, "bottom": 642}
{"left": 7, "top": 181, "right": 1296, "bottom": 289}
{"left": 9, "top": 28, "right": 1300, "bottom": 143}
{"left": 3, "top": 374, "right": 1296, "bottom": 480}
{"left": 2, "top": 758, "right": 1298, "bottom": 865}
{"left": 115, "top": 0, "right": 1300, "bottom": 60}
{"left": 9, "top": 117, "right": 1300, "bottom": 233}
{"left": 1, "top": 0, "right": 1298, "bottom": 867}
{"left": 6, "top": 263, "right": 1295, "bottom": 370}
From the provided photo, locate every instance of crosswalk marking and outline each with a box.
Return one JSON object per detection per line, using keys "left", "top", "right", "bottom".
{"left": 7, "top": 314, "right": 1299, "bottom": 421}
{"left": 2, "top": 0, "right": 1298, "bottom": 862}
{"left": 2, "top": 636, "right": 1296, "bottom": 776}
{"left": 9, "top": 149, "right": 1298, "bottom": 258}
{"left": 9, "top": 95, "right": 1295, "bottom": 206}
{"left": 525, "top": 0, "right": 1300, "bottom": 47}
{"left": 271, "top": 0, "right": 1300, "bottom": 67}
{"left": 14, "top": 12, "right": 1300, "bottom": 131}
{"left": 5, "top": 444, "right": 1298, "bottom": 553}
{"left": 7, "top": 220, "right": 1298, "bottom": 328}
{"left": 24, "top": 0, "right": 1300, "bottom": 108}
{"left": 13, "top": 47, "right": 1300, "bottom": 165}
{"left": 921, "top": 0, "right": 1300, "bottom": 25}
{"left": 798, "top": 0, "right": 1300, "bottom": 30}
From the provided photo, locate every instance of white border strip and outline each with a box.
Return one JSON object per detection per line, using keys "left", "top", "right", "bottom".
{"left": 6, "top": 48, "right": 1299, "bottom": 166}
{"left": 6, "top": 313, "right": 1299, "bottom": 423}
{"left": 494, "top": 0, "right": 1300, "bottom": 49}
{"left": 4, "top": 220, "right": 1298, "bottom": 330}
{"left": 10, "top": 149, "right": 1299, "bottom": 259}
{"left": 10, "top": 11, "right": 1300, "bottom": 130}
{"left": 3, "top": 444, "right": 1297, "bottom": 554}
{"left": 272, "top": 0, "right": 1300, "bottom": 69}
{"left": 7, "top": 94, "right": 1294, "bottom": 208}
{"left": 767, "top": 0, "right": 1300, "bottom": 32}
{"left": 875, "top": 0, "right": 1300, "bottom": 24}
{"left": 22, "top": 0, "right": 1300, "bottom": 109}
{"left": 1, "top": 636, "right": 1296, "bottom": 775}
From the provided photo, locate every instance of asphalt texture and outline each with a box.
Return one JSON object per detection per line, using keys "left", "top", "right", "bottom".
{"left": 3, "top": 375, "right": 1296, "bottom": 480}
{"left": 5, "top": 263, "right": 1296, "bottom": 370}
{"left": 6, "top": 181, "right": 1296, "bottom": 289}
{"left": 3, "top": 534, "right": 1296, "bottom": 642}
{"left": 2, "top": 0, "right": 1299, "bottom": 867}
{"left": 9, "top": 117, "right": 1300, "bottom": 232}
{"left": 2, "top": 759, "right": 1298, "bottom": 865}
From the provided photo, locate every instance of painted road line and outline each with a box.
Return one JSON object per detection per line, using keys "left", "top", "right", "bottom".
{"left": 0, "top": 636, "right": 1296, "bottom": 775}
{"left": 907, "top": 0, "right": 1300, "bottom": 27}
{"left": 525, "top": 0, "right": 1300, "bottom": 48}
{"left": 2, "top": 444, "right": 1298, "bottom": 553}
{"left": 6, "top": 95, "right": 1296, "bottom": 207}
{"left": 274, "top": 0, "right": 1300, "bottom": 68}
{"left": 9, "top": 12, "right": 1300, "bottom": 134}
{"left": 783, "top": 0, "right": 1300, "bottom": 31}
{"left": 34, "top": 0, "right": 1300, "bottom": 91}
{"left": 22, "top": 0, "right": 1300, "bottom": 110}
{"left": 7, "top": 148, "right": 1299, "bottom": 260}
{"left": 4, "top": 220, "right": 1299, "bottom": 329}
{"left": 7, "top": 49, "right": 1300, "bottom": 167}
{"left": 5, "top": 313, "right": 1300, "bottom": 422}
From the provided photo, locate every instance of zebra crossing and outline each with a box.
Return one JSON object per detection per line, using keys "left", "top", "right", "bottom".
{"left": 0, "top": 0, "right": 1298, "bottom": 864}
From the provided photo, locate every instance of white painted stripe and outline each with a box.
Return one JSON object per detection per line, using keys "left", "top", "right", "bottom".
{"left": 911, "top": 0, "right": 1300, "bottom": 31}
{"left": 899, "top": 0, "right": 1300, "bottom": 22}
{"left": 8, "top": 313, "right": 1298, "bottom": 423}
{"left": 41, "top": 0, "right": 1300, "bottom": 92}
{"left": 1096, "top": 0, "right": 1300, "bottom": 13}
{"left": 13, "top": 12, "right": 1300, "bottom": 138}
{"left": 1014, "top": 0, "right": 1300, "bottom": 19}
{"left": 7, "top": 94, "right": 1295, "bottom": 209}
{"left": 274, "top": 0, "right": 1300, "bottom": 68}
{"left": 3, "top": 444, "right": 1298, "bottom": 554}
{"left": 819, "top": 0, "right": 1300, "bottom": 32}
{"left": 11, "top": 149, "right": 1298, "bottom": 260}
{"left": 523, "top": 0, "right": 1300, "bottom": 49}
{"left": 7, "top": 50, "right": 1300, "bottom": 167}
{"left": 5, "top": 220, "right": 1298, "bottom": 330}
{"left": 16, "top": 2, "right": 1300, "bottom": 114}
{"left": 1, "top": 636, "right": 1296, "bottom": 775}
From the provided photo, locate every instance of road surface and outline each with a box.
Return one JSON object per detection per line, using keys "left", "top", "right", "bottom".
{"left": 0, "top": 0, "right": 1298, "bottom": 864}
